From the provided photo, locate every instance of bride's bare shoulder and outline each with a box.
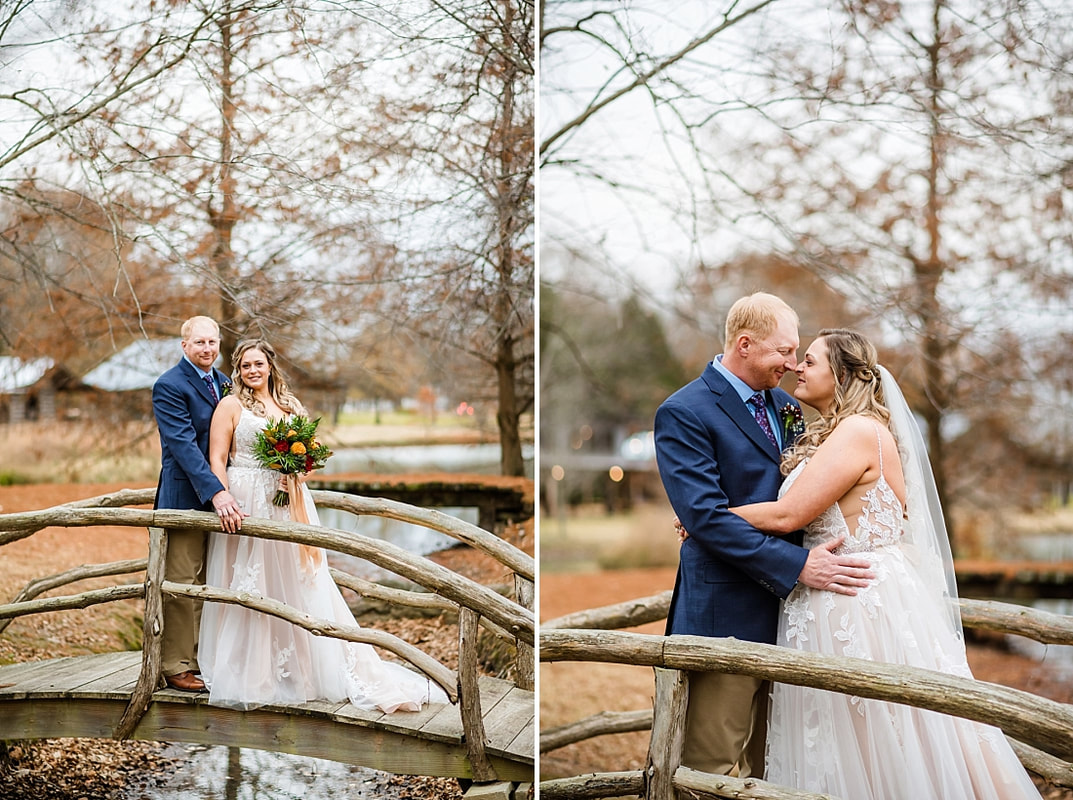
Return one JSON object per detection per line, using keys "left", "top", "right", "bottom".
{"left": 214, "top": 395, "right": 243, "bottom": 419}
{"left": 830, "top": 413, "right": 881, "bottom": 437}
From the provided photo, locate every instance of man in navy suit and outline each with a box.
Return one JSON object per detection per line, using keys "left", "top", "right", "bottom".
{"left": 152, "top": 316, "right": 246, "bottom": 692}
{"left": 654, "top": 292, "right": 873, "bottom": 776}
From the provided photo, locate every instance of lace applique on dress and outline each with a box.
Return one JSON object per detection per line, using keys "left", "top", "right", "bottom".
{"left": 232, "top": 560, "right": 262, "bottom": 595}
{"left": 274, "top": 642, "right": 295, "bottom": 680}
{"left": 765, "top": 419, "right": 1043, "bottom": 798}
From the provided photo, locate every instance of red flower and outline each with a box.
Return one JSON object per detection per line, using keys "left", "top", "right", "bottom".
{"left": 305, "top": 456, "right": 314, "bottom": 472}
{"left": 274, "top": 442, "right": 289, "bottom": 453}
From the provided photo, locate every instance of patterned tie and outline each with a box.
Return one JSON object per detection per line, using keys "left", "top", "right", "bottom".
{"left": 202, "top": 373, "right": 219, "bottom": 404}
{"left": 749, "top": 392, "right": 778, "bottom": 448}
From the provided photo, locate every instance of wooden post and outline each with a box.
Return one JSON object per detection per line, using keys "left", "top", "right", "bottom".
{"left": 115, "top": 527, "right": 167, "bottom": 739}
{"left": 459, "top": 607, "right": 497, "bottom": 781}
{"left": 646, "top": 667, "right": 688, "bottom": 800}
{"left": 513, "top": 575, "right": 534, "bottom": 691}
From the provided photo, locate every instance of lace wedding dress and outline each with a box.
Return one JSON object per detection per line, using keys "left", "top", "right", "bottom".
{"left": 765, "top": 422, "right": 1041, "bottom": 799}
{"left": 199, "top": 407, "right": 446, "bottom": 712}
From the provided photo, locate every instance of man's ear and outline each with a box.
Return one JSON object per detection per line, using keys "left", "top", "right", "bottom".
{"left": 735, "top": 334, "right": 752, "bottom": 358}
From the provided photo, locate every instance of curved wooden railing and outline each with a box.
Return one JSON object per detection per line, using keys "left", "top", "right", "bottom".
{"left": 0, "top": 487, "right": 535, "bottom": 782}
{"left": 540, "top": 591, "right": 1073, "bottom": 800}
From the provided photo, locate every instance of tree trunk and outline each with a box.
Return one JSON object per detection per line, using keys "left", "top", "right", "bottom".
{"left": 497, "top": 333, "right": 525, "bottom": 476}
{"left": 211, "top": 3, "right": 241, "bottom": 360}
{"left": 918, "top": 0, "right": 953, "bottom": 539}
{"left": 492, "top": 0, "right": 526, "bottom": 478}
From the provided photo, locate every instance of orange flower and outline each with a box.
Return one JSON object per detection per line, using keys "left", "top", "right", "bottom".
{"left": 290, "top": 441, "right": 307, "bottom": 455}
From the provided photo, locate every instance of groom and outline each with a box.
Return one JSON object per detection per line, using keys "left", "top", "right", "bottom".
{"left": 654, "top": 292, "right": 873, "bottom": 777}
{"left": 152, "top": 315, "right": 246, "bottom": 692}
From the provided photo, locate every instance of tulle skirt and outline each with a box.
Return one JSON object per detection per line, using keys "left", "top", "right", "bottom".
{"left": 199, "top": 464, "right": 445, "bottom": 712}
{"left": 766, "top": 545, "right": 1041, "bottom": 799}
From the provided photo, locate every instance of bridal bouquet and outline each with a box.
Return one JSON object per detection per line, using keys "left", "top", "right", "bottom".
{"left": 253, "top": 415, "right": 333, "bottom": 506}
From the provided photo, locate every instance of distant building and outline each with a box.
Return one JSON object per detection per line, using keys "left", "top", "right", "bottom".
{"left": 0, "top": 356, "right": 68, "bottom": 423}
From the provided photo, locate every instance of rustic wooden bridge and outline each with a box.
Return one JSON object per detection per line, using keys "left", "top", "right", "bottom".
{"left": 0, "top": 651, "right": 532, "bottom": 779}
{"left": 0, "top": 487, "right": 535, "bottom": 797}
{"left": 540, "top": 590, "right": 1073, "bottom": 800}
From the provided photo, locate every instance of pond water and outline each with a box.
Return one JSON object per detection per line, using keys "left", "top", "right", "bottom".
{"left": 318, "top": 442, "right": 533, "bottom": 580}
{"left": 129, "top": 744, "right": 417, "bottom": 800}
{"left": 327, "top": 441, "right": 534, "bottom": 477}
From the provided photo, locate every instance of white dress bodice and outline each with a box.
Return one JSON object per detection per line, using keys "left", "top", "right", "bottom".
{"left": 779, "top": 424, "right": 903, "bottom": 555}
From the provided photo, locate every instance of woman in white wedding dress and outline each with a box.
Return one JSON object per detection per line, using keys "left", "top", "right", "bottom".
{"left": 200, "top": 338, "right": 446, "bottom": 713}
{"left": 730, "top": 329, "right": 1041, "bottom": 799}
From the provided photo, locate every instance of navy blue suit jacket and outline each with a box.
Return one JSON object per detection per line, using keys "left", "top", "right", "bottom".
{"left": 152, "top": 359, "right": 228, "bottom": 511}
{"left": 655, "top": 363, "right": 809, "bottom": 644}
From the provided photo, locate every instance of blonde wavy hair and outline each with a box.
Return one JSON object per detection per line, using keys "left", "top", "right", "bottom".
{"left": 781, "top": 328, "right": 892, "bottom": 475}
{"left": 230, "top": 338, "right": 306, "bottom": 418}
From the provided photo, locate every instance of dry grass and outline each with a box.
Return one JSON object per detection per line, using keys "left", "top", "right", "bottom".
{"left": 0, "top": 420, "right": 161, "bottom": 485}
{"left": 540, "top": 502, "right": 680, "bottom": 573}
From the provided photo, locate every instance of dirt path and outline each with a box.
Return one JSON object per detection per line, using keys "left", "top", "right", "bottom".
{"left": 540, "top": 568, "right": 1073, "bottom": 797}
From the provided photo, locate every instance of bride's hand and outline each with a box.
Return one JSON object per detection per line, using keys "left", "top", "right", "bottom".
{"left": 673, "top": 516, "right": 689, "bottom": 542}
{"left": 212, "top": 489, "right": 248, "bottom": 533}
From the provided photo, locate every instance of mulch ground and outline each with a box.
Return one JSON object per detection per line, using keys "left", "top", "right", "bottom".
{"left": 0, "top": 482, "right": 532, "bottom": 800}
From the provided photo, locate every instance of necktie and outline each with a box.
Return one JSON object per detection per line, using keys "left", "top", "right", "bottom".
{"left": 202, "top": 373, "right": 219, "bottom": 404}
{"left": 749, "top": 392, "right": 778, "bottom": 448}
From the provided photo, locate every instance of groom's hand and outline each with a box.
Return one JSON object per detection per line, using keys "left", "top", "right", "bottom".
{"left": 798, "top": 537, "right": 875, "bottom": 595}
{"left": 212, "top": 490, "right": 248, "bottom": 533}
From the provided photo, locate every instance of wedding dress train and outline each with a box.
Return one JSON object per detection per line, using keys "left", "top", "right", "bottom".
{"left": 765, "top": 423, "right": 1041, "bottom": 799}
{"left": 199, "top": 408, "right": 446, "bottom": 712}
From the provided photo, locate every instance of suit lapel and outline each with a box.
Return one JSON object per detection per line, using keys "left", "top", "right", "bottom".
{"left": 179, "top": 359, "right": 217, "bottom": 406}
{"left": 703, "top": 365, "right": 782, "bottom": 463}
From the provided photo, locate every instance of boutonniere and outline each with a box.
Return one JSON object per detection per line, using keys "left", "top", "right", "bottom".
{"left": 220, "top": 379, "right": 233, "bottom": 397}
{"left": 780, "top": 402, "right": 805, "bottom": 442}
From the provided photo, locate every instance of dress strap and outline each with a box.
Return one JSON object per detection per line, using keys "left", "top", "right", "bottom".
{"left": 873, "top": 421, "right": 884, "bottom": 472}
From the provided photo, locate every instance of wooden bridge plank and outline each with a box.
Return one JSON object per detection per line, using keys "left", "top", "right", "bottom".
{"left": 0, "top": 658, "right": 75, "bottom": 693}
{"left": 0, "top": 697, "right": 123, "bottom": 739}
{"left": 506, "top": 716, "right": 535, "bottom": 761}
{"left": 336, "top": 698, "right": 448, "bottom": 740}
{"left": 419, "top": 675, "right": 514, "bottom": 740}
{"left": 480, "top": 686, "right": 535, "bottom": 762}
{"left": 0, "top": 656, "right": 102, "bottom": 696}
{"left": 61, "top": 652, "right": 143, "bottom": 695}
{"left": 76, "top": 658, "right": 144, "bottom": 696}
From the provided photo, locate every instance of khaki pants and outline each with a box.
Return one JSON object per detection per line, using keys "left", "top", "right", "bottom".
{"left": 161, "top": 527, "right": 207, "bottom": 677}
{"left": 681, "top": 670, "right": 769, "bottom": 777}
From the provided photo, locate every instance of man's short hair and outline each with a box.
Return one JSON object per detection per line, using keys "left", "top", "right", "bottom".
{"left": 724, "top": 292, "right": 798, "bottom": 347}
{"left": 180, "top": 316, "right": 220, "bottom": 340}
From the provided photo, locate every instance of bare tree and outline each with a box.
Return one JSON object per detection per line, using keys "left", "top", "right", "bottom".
{"left": 1, "top": 0, "right": 535, "bottom": 472}
{"left": 369, "top": 0, "right": 535, "bottom": 476}
{"left": 539, "top": 0, "right": 1073, "bottom": 521}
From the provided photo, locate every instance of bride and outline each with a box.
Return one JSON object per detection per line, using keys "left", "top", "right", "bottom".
{"left": 728, "top": 329, "right": 1041, "bottom": 798}
{"left": 200, "top": 337, "right": 446, "bottom": 713}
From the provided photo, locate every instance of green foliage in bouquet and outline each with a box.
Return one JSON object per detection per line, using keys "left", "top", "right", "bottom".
{"left": 252, "top": 415, "right": 333, "bottom": 505}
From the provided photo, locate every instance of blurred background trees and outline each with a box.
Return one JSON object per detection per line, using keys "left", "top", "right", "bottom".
{"left": 540, "top": 0, "right": 1073, "bottom": 539}
{"left": 0, "top": 0, "right": 533, "bottom": 475}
